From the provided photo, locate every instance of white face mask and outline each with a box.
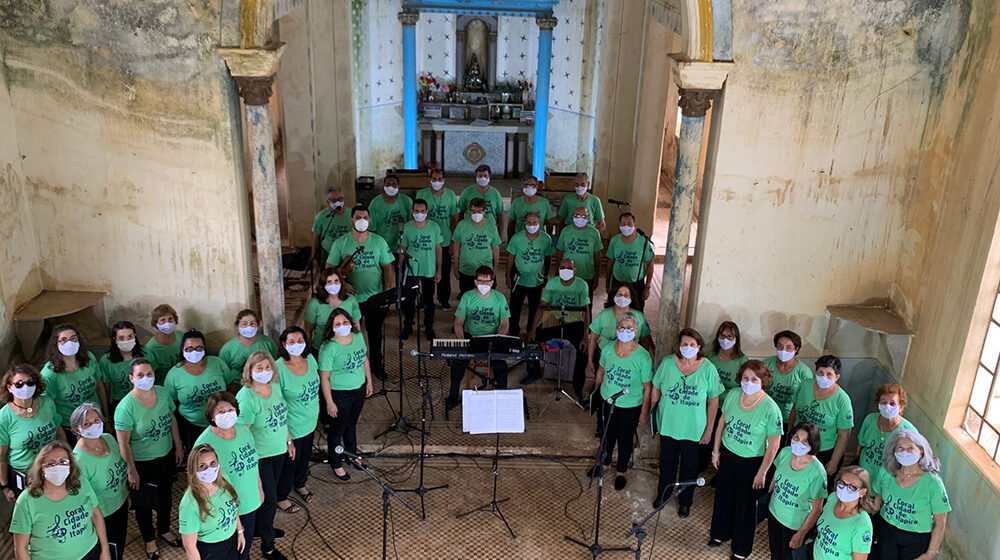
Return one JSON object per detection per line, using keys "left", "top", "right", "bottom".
{"left": 620, "top": 225, "right": 636, "bottom": 236}
{"left": 895, "top": 450, "right": 921, "bottom": 467}
{"left": 215, "top": 411, "right": 238, "bottom": 430}
{"left": 430, "top": 181, "right": 444, "bottom": 191}
{"left": 58, "top": 341, "right": 80, "bottom": 357}
{"left": 741, "top": 381, "right": 762, "bottom": 395}
{"left": 11, "top": 384, "right": 35, "bottom": 400}
{"left": 196, "top": 466, "right": 220, "bottom": 484}
{"left": 836, "top": 485, "right": 861, "bottom": 503}
{"left": 238, "top": 326, "right": 258, "bottom": 338}
{"left": 354, "top": 218, "right": 369, "bottom": 232}
{"left": 574, "top": 185, "right": 588, "bottom": 196}
{"left": 614, "top": 296, "right": 631, "bottom": 309}
{"left": 678, "top": 345, "right": 699, "bottom": 359}
{"left": 476, "top": 284, "right": 491, "bottom": 296}
{"left": 334, "top": 325, "right": 353, "bottom": 337}
{"left": 80, "top": 423, "right": 104, "bottom": 440}
{"left": 878, "top": 403, "right": 900, "bottom": 419}
{"left": 471, "top": 213, "right": 485, "bottom": 224}
{"left": 777, "top": 349, "right": 796, "bottom": 362}
{"left": 156, "top": 322, "right": 176, "bottom": 335}
{"left": 572, "top": 216, "right": 588, "bottom": 228}
{"left": 330, "top": 201, "right": 344, "bottom": 212}
{"left": 133, "top": 376, "right": 156, "bottom": 391}
{"left": 44, "top": 464, "right": 71, "bottom": 486}
{"left": 525, "top": 224, "right": 540, "bottom": 234}
{"left": 184, "top": 350, "right": 206, "bottom": 364}
{"left": 285, "top": 343, "right": 307, "bottom": 356}
{"left": 718, "top": 338, "right": 736, "bottom": 351}
{"left": 617, "top": 328, "right": 636, "bottom": 343}
{"left": 325, "top": 283, "right": 342, "bottom": 295}
{"left": 522, "top": 186, "right": 537, "bottom": 197}
{"left": 413, "top": 213, "right": 428, "bottom": 222}
{"left": 117, "top": 339, "right": 137, "bottom": 352}
{"left": 558, "top": 269, "right": 574, "bottom": 281}
{"left": 790, "top": 441, "right": 811, "bottom": 456}
{"left": 816, "top": 375, "right": 836, "bottom": 389}
{"left": 476, "top": 176, "right": 490, "bottom": 187}
{"left": 384, "top": 185, "right": 399, "bottom": 196}
{"left": 251, "top": 370, "right": 273, "bottom": 384}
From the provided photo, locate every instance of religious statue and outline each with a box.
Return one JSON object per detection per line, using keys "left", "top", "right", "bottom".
{"left": 463, "top": 18, "right": 489, "bottom": 91}
{"left": 465, "top": 54, "right": 485, "bottom": 92}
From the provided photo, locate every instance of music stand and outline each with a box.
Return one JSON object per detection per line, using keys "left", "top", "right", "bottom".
{"left": 536, "top": 304, "right": 588, "bottom": 416}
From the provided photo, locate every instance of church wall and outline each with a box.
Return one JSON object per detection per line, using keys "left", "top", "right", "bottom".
{"left": 0, "top": 0, "right": 254, "bottom": 345}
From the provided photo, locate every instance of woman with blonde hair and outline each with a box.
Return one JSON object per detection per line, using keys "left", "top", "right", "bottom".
{"left": 11, "top": 440, "right": 111, "bottom": 560}
{"left": 178, "top": 443, "right": 245, "bottom": 560}
{"left": 813, "top": 465, "right": 876, "bottom": 559}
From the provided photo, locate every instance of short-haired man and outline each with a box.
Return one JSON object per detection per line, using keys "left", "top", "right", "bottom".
{"left": 417, "top": 169, "right": 460, "bottom": 310}
{"left": 447, "top": 266, "right": 511, "bottom": 412}
{"left": 312, "top": 187, "right": 352, "bottom": 269}
{"left": 451, "top": 197, "right": 501, "bottom": 295}
{"left": 368, "top": 175, "right": 413, "bottom": 253}
{"left": 507, "top": 175, "right": 554, "bottom": 239}
{"left": 399, "top": 198, "right": 443, "bottom": 340}
{"left": 458, "top": 164, "right": 504, "bottom": 233}
{"left": 605, "top": 212, "right": 655, "bottom": 310}
{"left": 557, "top": 173, "right": 606, "bottom": 232}
{"left": 505, "top": 211, "right": 555, "bottom": 338}
{"left": 555, "top": 206, "right": 604, "bottom": 305}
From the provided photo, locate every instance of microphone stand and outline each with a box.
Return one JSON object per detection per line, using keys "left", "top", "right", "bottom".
{"left": 538, "top": 304, "right": 587, "bottom": 416}
{"left": 623, "top": 482, "right": 693, "bottom": 559}
{"left": 354, "top": 455, "right": 414, "bottom": 560}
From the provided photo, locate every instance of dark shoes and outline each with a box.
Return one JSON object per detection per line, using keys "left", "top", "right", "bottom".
{"left": 587, "top": 464, "right": 604, "bottom": 479}
{"left": 262, "top": 548, "right": 288, "bottom": 560}
{"left": 401, "top": 325, "right": 412, "bottom": 340}
{"left": 707, "top": 538, "right": 725, "bottom": 548}
{"left": 614, "top": 475, "right": 627, "bottom": 491}
{"left": 440, "top": 301, "right": 452, "bottom": 311}
{"left": 331, "top": 466, "right": 350, "bottom": 481}
{"left": 678, "top": 505, "right": 691, "bottom": 518}
{"left": 425, "top": 328, "right": 436, "bottom": 340}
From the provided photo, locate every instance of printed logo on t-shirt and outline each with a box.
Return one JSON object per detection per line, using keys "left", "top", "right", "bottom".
{"left": 45, "top": 503, "right": 91, "bottom": 543}
{"left": 106, "top": 457, "right": 128, "bottom": 494}
{"left": 144, "top": 412, "right": 173, "bottom": 442}
{"left": 23, "top": 423, "right": 57, "bottom": 458}
{"left": 227, "top": 442, "right": 259, "bottom": 476}
{"left": 265, "top": 401, "right": 289, "bottom": 432}
{"left": 463, "top": 231, "right": 493, "bottom": 251}
{"left": 66, "top": 377, "right": 97, "bottom": 408}
{"left": 298, "top": 379, "right": 320, "bottom": 405}
{"left": 664, "top": 379, "right": 702, "bottom": 407}
{"left": 773, "top": 473, "right": 805, "bottom": 510}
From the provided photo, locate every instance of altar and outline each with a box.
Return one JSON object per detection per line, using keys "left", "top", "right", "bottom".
{"left": 419, "top": 119, "right": 533, "bottom": 175}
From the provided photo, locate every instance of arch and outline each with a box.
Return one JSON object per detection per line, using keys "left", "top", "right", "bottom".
{"left": 648, "top": 0, "right": 733, "bottom": 62}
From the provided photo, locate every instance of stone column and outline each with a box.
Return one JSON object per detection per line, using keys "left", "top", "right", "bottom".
{"left": 400, "top": 11, "right": 420, "bottom": 169}
{"left": 655, "top": 88, "right": 712, "bottom": 361}
{"left": 532, "top": 15, "right": 557, "bottom": 178}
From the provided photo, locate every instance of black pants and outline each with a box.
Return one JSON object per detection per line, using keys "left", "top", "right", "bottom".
{"left": 509, "top": 284, "right": 543, "bottom": 337}
{"left": 105, "top": 502, "right": 129, "bottom": 560}
{"left": 63, "top": 427, "right": 78, "bottom": 448}
{"left": 256, "top": 453, "right": 285, "bottom": 553}
{"left": 134, "top": 450, "right": 176, "bottom": 543}
{"left": 196, "top": 532, "right": 238, "bottom": 560}
{"left": 326, "top": 385, "right": 366, "bottom": 468}
{"left": 630, "top": 280, "right": 646, "bottom": 312}
{"left": 458, "top": 272, "right": 476, "bottom": 295}
{"left": 600, "top": 402, "right": 641, "bottom": 473}
{"left": 360, "top": 298, "right": 387, "bottom": 378}
{"left": 448, "top": 360, "right": 509, "bottom": 403}
{"left": 175, "top": 413, "right": 206, "bottom": 453}
{"left": 238, "top": 510, "right": 257, "bottom": 560}
{"left": 875, "top": 519, "right": 932, "bottom": 560}
{"left": 767, "top": 511, "right": 812, "bottom": 560}
{"left": 81, "top": 542, "right": 101, "bottom": 560}
{"left": 699, "top": 410, "right": 725, "bottom": 474}
{"left": 526, "top": 323, "right": 587, "bottom": 394}
{"left": 711, "top": 446, "right": 766, "bottom": 558}
{"left": 438, "top": 250, "right": 452, "bottom": 305}
{"left": 816, "top": 447, "right": 840, "bottom": 490}
{"left": 277, "top": 432, "right": 314, "bottom": 501}
{"left": 657, "top": 436, "right": 701, "bottom": 507}
{"left": 402, "top": 276, "right": 436, "bottom": 330}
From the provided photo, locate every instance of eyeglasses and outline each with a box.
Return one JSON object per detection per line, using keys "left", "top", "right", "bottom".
{"left": 836, "top": 480, "right": 861, "bottom": 493}
{"left": 42, "top": 459, "right": 71, "bottom": 469}
{"left": 11, "top": 381, "right": 36, "bottom": 389}
{"left": 184, "top": 346, "right": 206, "bottom": 353}
{"left": 57, "top": 336, "right": 80, "bottom": 344}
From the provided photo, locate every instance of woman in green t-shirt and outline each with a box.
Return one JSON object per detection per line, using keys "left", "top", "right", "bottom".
{"left": 767, "top": 422, "right": 827, "bottom": 560}
{"left": 0, "top": 364, "right": 65, "bottom": 499}
{"left": 304, "top": 268, "right": 361, "bottom": 354}
{"left": 164, "top": 330, "right": 235, "bottom": 450}
{"left": 218, "top": 309, "right": 279, "bottom": 374}
{"left": 787, "top": 354, "right": 854, "bottom": 486}
{"left": 814, "top": 466, "right": 876, "bottom": 559}
{"left": 113, "top": 358, "right": 183, "bottom": 559}
{"left": 872, "top": 430, "right": 950, "bottom": 560}
{"left": 144, "top": 303, "right": 183, "bottom": 384}
{"left": 40, "top": 324, "right": 108, "bottom": 444}
{"left": 762, "top": 330, "right": 814, "bottom": 423}
{"left": 592, "top": 312, "right": 653, "bottom": 492}
{"left": 71, "top": 403, "right": 129, "bottom": 560}
{"left": 179, "top": 443, "right": 245, "bottom": 560}
{"left": 702, "top": 321, "right": 749, "bottom": 476}
{"left": 319, "top": 309, "right": 374, "bottom": 481}
{"left": 855, "top": 384, "right": 915, "bottom": 480}
{"left": 11, "top": 440, "right": 111, "bottom": 560}
{"left": 275, "top": 327, "right": 320, "bottom": 513}
{"left": 98, "top": 321, "right": 147, "bottom": 415}
{"left": 709, "top": 360, "right": 783, "bottom": 560}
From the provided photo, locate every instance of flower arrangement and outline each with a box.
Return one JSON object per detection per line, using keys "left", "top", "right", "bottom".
{"left": 418, "top": 72, "right": 441, "bottom": 90}
{"left": 516, "top": 79, "right": 533, "bottom": 92}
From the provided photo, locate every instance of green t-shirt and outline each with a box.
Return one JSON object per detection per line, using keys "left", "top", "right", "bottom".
{"left": 506, "top": 230, "right": 555, "bottom": 288}
{"left": 652, "top": 356, "right": 723, "bottom": 441}
{"left": 312, "top": 208, "right": 353, "bottom": 253}
{"left": 455, "top": 290, "right": 511, "bottom": 337}
{"left": 178, "top": 485, "right": 240, "bottom": 543}
{"left": 813, "top": 494, "right": 873, "bottom": 559}
{"left": 706, "top": 351, "right": 749, "bottom": 404}
{"left": 318, "top": 334, "right": 369, "bottom": 391}
{"left": 598, "top": 345, "right": 653, "bottom": 409}
{"left": 113, "top": 387, "right": 176, "bottom": 461}
{"left": 792, "top": 382, "right": 854, "bottom": 451}
{"left": 401, "top": 221, "right": 444, "bottom": 278}
{"left": 304, "top": 297, "right": 362, "bottom": 349}
{"left": 606, "top": 233, "right": 654, "bottom": 283}
{"left": 0, "top": 397, "right": 61, "bottom": 472}
{"left": 588, "top": 307, "right": 651, "bottom": 350}
{"left": 368, "top": 194, "right": 414, "bottom": 251}
{"left": 768, "top": 447, "right": 828, "bottom": 530}
{"left": 508, "top": 196, "right": 554, "bottom": 231}
{"left": 873, "top": 468, "right": 951, "bottom": 533}
{"left": 164, "top": 357, "right": 235, "bottom": 427}
{"left": 720, "top": 387, "right": 784, "bottom": 458}
{"left": 11, "top": 478, "right": 99, "bottom": 559}
{"left": 452, "top": 218, "right": 501, "bottom": 275}
{"left": 558, "top": 193, "right": 605, "bottom": 226}
{"left": 326, "top": 233, "right": 396, "bottom": 303}
{"left": 193, "top": 425, "right": 261, "bottom": 515}
{"left": 458, "top": 185, "right": 504, "bottom": 221}
{"left": 856, "top": 413, "right": 917, "bottom": 480}
{"left": 762, "top": 356, "right": 814, "bottom": 422}
{"left": 277, "top": 356, "right": 320, "bottom": 439}
{"left": 555, "top": 225, "right": 603, "bottom": 280}
{"left": 73, "top": 434, "right": 129, "bottom": 516}
{"left": 236, "top": 385, "right": 289, "bottom": 459}
{"left": 144, "top": 331, "right": 183, "bottom": 383}
{"left": 417, "top": 187, "right": 460, "bottom": 246}
{"left": 540, "top": 277, "right": 591, "bottom": 326}
{"left": 98, "top": 353, "right": 135, "bottom": 402}
{"left": 218, "top": 335, "right": 279, "bottom": 375}
{"left": 40, "top": 354, "right": 101, "bottom": 428}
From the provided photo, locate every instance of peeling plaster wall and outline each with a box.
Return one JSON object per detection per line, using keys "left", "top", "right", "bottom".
{"left": 0, "top": 0, "right": 254, "bottom": 344}
{"left": 690, "top": 0, "right": 970, "bottom": 355}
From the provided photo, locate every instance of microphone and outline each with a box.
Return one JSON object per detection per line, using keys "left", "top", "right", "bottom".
{"left": 608, "top": 198, "right": 631, "bottom": 206}
{"left": 606, "top": 386, "right": 629, "bottom": 403}
{"left": 333, "top": 445, "right": 365, "bottom": 462}
{"left": 410, "top": 349, "right": 433, "bottom": 358}
{"left": 676, "top": 477, "right": 706, "bottom": 488}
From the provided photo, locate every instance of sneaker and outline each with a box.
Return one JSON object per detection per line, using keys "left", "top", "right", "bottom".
{"left": 440, "top": 301, "right": 452, "bottom": 311}
{"left": 262, "top": 548, "right": 288, "bottom": 560}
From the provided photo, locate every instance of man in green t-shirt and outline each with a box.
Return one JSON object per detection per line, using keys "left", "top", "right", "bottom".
{"left": 523, "top": 259, "right": 591, "bottom": 394}
{"left": 446, "top": 267, "right": 511, "bottom": 412}
{"left": 457, "top": 164, "right": 504, "bottom": 233}
{"left": 311, "top": 186, "right": 351, "bottom": 269}
{"left": 451, "top": 197, "right": 501, "bottom": 295}
{"left": 326, "top": 205, "right": 396, "bottom": 380}
{"left": 555, "top": 206, "right": 604, "bottom": 304}
{"left": 507, "top": 175, "right": 555, "bottom": 239}
{"left": 557, "top": 173, "right": 606, "bottom": 232}
{"left": 400, "top": 199, "right": 443, "bottom": 341}
{"left": 605, "top": 212, "right": 655, "bottom": 311}
{"left": 505, "top": 211, "right": 555, "bottom": 338}
{"left": 417, "top": 168, "right": 461, "bottom": 310}
{"left": 368, "top": 174, "right": 413, "bottom": 252}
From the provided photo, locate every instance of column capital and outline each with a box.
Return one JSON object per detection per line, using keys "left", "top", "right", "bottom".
{"left": 398, "top": 11, "right": 420, "bottom": 26}
{"left": 536, "top": 15, "right": 558, "bottom": 31}
{"left": 234, "top": 75, "right": 274, "bottom": 106}
{"left": 678, "top": 89, "right": 713, "bottom": 118}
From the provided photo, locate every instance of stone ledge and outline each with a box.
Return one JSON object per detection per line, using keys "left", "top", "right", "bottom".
{"left": 218, "top": 42, "right": 286, "bottom": 78}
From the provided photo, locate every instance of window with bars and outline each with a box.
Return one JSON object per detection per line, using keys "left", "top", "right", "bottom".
{"left": 963, "top": 289, "right": 1000, "bottom": 463}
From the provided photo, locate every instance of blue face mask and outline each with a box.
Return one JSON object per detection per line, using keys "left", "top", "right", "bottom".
{"left": 790, "top": 441, "right": 811, "bottom": 456}
{"left": 895, "top": 451, "right": 921, "bottom": 467}
{"left": 617, "top": 328, "right": 636, "bottom": 343}
{"left": 816, "top": 375, "right": 836, "bottom": 389}
{"left": 678, "top": 345, "right": 699, "bottom": 359}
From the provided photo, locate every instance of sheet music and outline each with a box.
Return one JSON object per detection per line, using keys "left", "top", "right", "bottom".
{"left": 462, "top": 389, "right": 525, "bottom": 434}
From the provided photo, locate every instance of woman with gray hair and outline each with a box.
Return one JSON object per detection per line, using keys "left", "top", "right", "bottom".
{"left": 71, "top": 403, "right": 129, "bottom": 560}
{"left": 872, "top": 429, "right": 950, "bottom": 560}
